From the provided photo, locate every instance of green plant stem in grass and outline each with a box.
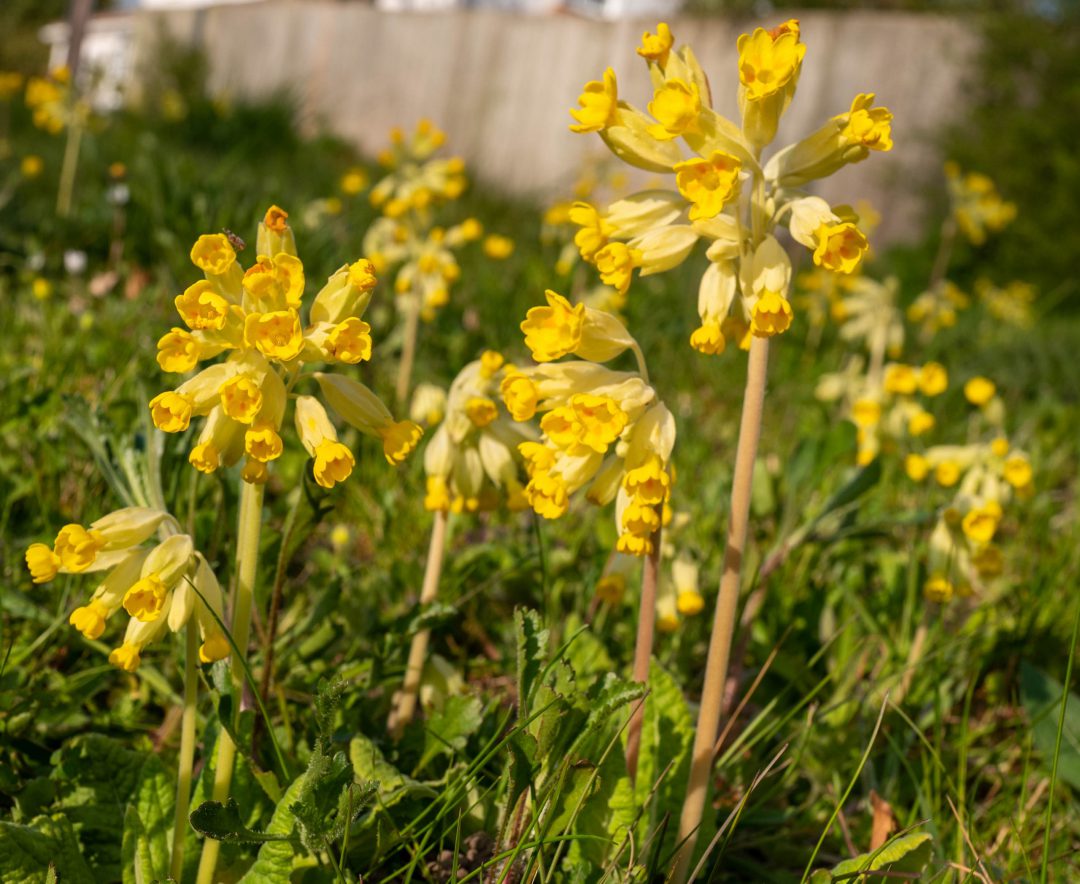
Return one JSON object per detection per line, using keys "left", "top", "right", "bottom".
{"left": 396, "top": 300, "right": 421, "bottom": 407}
{"left": 674, "top": 336, "right": 770, "bottom": 884}
{"left": 625, "top": 517, "right": 662, "bottom": 782}
{"left": 195, "top": 479, "right": 265, "bottom": 884}
{"left": 56, "top": 118, "right": 83, "bottom": 219}
{"left": 389, "top": 508, "right": 449, "bottom": 736}
{"left": 170, "top": 620, "right": 199, "bottom": 881}
{"left": 1040, "top": 592, "right": 1080, "bottom": 884}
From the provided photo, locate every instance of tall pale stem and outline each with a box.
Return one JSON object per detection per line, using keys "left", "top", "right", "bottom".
{"left": 625, "top": 518, "right": 662, "bottom": 781}
{"left": 195, "top": 480, "right": 265, "bottom": 884}
{"left": 395, "top": 303, "right": 421, "bottom": 407}
{"left": 674, "top": 337, "right": 770, "bottom": 882}
{"left": 389, "top": 510, "right": 449, "bottom": 735}
{"left": 170, "top": 621, "right": 199, "bottom": 881}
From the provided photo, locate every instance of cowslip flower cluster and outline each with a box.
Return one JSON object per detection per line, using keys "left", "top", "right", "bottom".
{"left": 944, "top": 162, "right": 1016, "bottom": 246}
{"left": 418, "top": 351, "right": 533, "bottom": 513}
{"left": 903, "top": 376, "right": 1032, "bottom": 604}
{"left": 566, "top": 20, "right": 891, "bottom": 354}
{"left": 907, "top": 280, "right": 970, "bottom": 340}
{"left": 976, "top": 278, "right": 1035, "bottom": 329}
{"left": 150, "top": 206, "right": 422, "bottom": 486}
{"left": 24, "top": 66, "right": 84, "bottom": 134}
{"left": 25, "top": 507, "right": 229, "bottom": 672}
{"left": 365, "top": 215, "right": 482, "bottom": 321}
{"left": 817, "top": 359, "right": 948, "bottom": 466}
{"left": 503, "top": 290, "right": 674, "bottom": 557}
{"left": 369, "top": 119, "right": 466, "bottom": 218}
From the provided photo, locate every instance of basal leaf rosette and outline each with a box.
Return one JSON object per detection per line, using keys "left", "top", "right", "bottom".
{"left": 150, "top": 206, "right": 422, "bottom": 488}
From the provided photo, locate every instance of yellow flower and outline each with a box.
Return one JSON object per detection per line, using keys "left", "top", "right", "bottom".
{"left": 479, "top": 350, "right": 504, "bottom": 378}
{"left": 521, "top": 290, "right": 584, "bottom": 362}
{"left": 109, "top": 644, "right": 141, "bottom": 673}
{"left": 123, "top": 575, "right": 168, "bottom": 622}
{"left": 150, "top": 391, "right": 193, "bottom": 433}
{"left": 69, "top": 599, "right": 109, "bottom": 640}
{"left": 348, "top": 259, "right": 378, "bottom": 291}
{"left": 501, "top": 373, "right": 540, "bottom": 421}
{"left": 737, "top": 23, "right": 806, "bottom": 102}
{"left": 991, "top": 437, "right": 1009, "bottom": 458}
{"left": 624, "top": 455, "right": 670, "bottom": 505}
{"left": 850, "top": 399, "right": 881, "bottom": 428}
{"left": 32, "top": 278, "right": 52, "bottom": 300}
{"left": 379, "top": 420, "right": 423, "bottom": 465}
{"left": 244, "top": 310, "right": 304, "bottom": 361}
{"left": 674, "top": 151, "right": 741, "bottom": 221}
{"left": 596, "top": 574, "right": 626, "bottom": 604}
{"left": 569, "top": 68, "right": 619, "bottom": 133}
{"left": 199, "top": 633, "right": 231, "bottom": 664}
{"left": 905, "top": 453, "right": 929, "bottom": 481}
{"left": 594, "top": 242, "right": 642, "bottom": 295}
{"left": 21, "top": 155, "right": 43, "bottom": 178}
{"left": 526, "top": 472, "right": 570, "bottom": 519}
{"left": 972, "top": 544, "right": 1004, "bottom": 578}
{"left": 483, "top": 235, "right": 514, "bottom": 260}
{"left": 189, "top": 441, "right": 220, "bottom": 474}
{"left": 466, "top": 397, "right": 498, "bottom": 428}
{"left": 934, "top": 460, "right": 961, "bottom": 487}
{"left": 883, "top": 363, "right": 918, "bottom": 396}
{"left": 26, "top": 543, "right": 61, "bottom": 583}
{"left": 842, "top": 93, "right": 893, "bottom": 152}
{"left": 157, "top": 328, "right": 201, "bottom": 373}
{"left": 646, "top": 79, "right": 701, "bottom": 140}
{"left": 175, "top": 281, "right": 231, "bottom": 331}
{"left": 424, "top": 476, "right": 452, "bottom": 511}
{"left": 962, "top": 503, "right": 1001, "bottom": 544}
{"left": 812, "top": 222, "right": 868, "bottom": 274}
{"left": 569, "top": 202, "right": 612, "bottom": 262}
{"left": 751, "top": 290, "right": 793, "bottom": 337}
{"left": 964, "top": 376, "right": 996, "bottom": 406}
{"left": 571, "top": 394, "right": 628, "bottom": 454}
{"left": 245, "top": 422, "right": 284, "bottom": 462}
{"left": 219, "top": 375, "right": 263, "bottom": 424}
{"left": 637, "top": 22, "right": 674, "bottom": 66}
{"left": 690, "top": 321, "right": 726, "bottom": 356}
{"left": 313, "top": 440, "right": 355, "bottom": 488}
{"left": 908, "top": 410, "right": 935, "bottom": 437}
{"left": 918, "top": 362, "right": 948, "bottom": 397}
{"left": 326, "top": 318, "right": 373, "bottom": 363}
{"left": 190, "top": 233, "right": 237, "bottom": 276}
{"left": 923, "top": 576, "right": 953, "bottom": 605}
{"left": 341, "top": 168, "right": 369, "bottom": 195}
{"left": 1003, "top": 455, "right": 1032, "bottom": 490}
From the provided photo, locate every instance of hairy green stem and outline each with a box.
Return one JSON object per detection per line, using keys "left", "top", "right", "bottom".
{"left": 170, "top": 621, "right": 199, "bottom": 881}
{"left": 195, "top": 479, "right": 265, "bottom": 884}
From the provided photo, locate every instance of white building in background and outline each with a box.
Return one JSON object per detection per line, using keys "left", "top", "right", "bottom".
{"left": 38, "top": 0, "right": 263, "bottom": 111}
{"left": 41, "top": 0, "right": 683, "bottom": 95}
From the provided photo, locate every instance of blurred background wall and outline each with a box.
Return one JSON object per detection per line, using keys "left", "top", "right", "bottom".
{"left": 115, "top": 3, "right": 975, "bottom": 243}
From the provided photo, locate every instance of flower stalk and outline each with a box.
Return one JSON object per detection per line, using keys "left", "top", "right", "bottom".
{"left": 56, "top": 116, "right": 83, "bottom": 219}
{"left": 675, "top": 336, "right": 770, "bottom": 881}
{"left": 389, "top": 508, "right": 449, "bottom": 735}
{"left": 625, "top": 514, "right": 662, "bottom": 780}
{"left": 396, "top": 301, "right": 421, "bottom": 406}
{"left": 170, "top": 620, "right": 199, "bottom": 881}
{"left": 195, "top": 479, "right": 265, "bottom": 884}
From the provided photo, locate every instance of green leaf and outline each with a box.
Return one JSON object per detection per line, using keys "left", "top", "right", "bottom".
{"left": 50, "top": 734, "right": 153, "bottom": 878}
{"left": 189, "top": 797, "right": 292, "bottom": 844}
{"left": 407, "top": 601, "right": 459, "bottom": 635}
{"left": 515, "top": 607, "right": 549, "bottom": 716}
{"left": 349, "top": 734, "right": 437, "bottom": 808}
{"left": 418, "top": 694, "right": 484, "bottom": 771}
{"left": 121, "top": 754, "right": 173, "bottom": 884}
{"left": 0, "top": 815, "right": 95, "bottom": 884}
{"left": 1020, "top": 662, "right": 1080, "bottom": 790}
{"left": 829, "top": 831, "right": 933, "bottom": 879}
{"left": 237, "top": 774, "right": 308, "bottom": 884}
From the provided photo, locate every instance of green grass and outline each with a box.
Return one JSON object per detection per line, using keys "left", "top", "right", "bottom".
{"left": 1, "top": 72, "right": 1079, "bottom": 884}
